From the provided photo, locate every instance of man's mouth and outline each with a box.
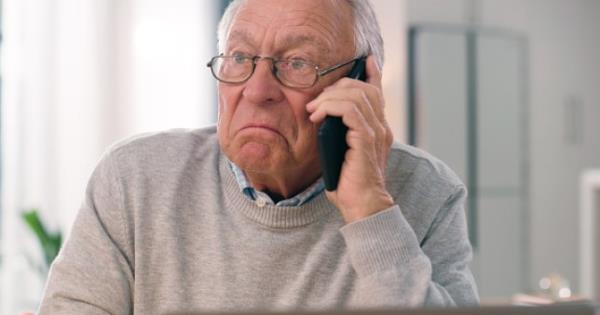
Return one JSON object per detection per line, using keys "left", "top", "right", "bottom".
{"left": 242, "top": 124, "right": 279, "bottom": 133}
{"left": 240, "top": 124, "right": 281, "bottom": 135}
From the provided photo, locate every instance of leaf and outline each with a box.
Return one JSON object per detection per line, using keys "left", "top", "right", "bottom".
{"left": 21, "top": 209, "right": 63, "bottom": 268}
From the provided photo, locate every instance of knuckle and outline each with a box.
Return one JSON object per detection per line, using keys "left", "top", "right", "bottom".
{"left": 386, "top": 129, "right": 394, "bottom": 145}
{"left": 339, "top": 77, "right": 356, "bottom": 87}
{"left": 378, "top": 93, "right": 385, "bottom": 108}
{"left": 365, "top": 126, "right": 376, "bottom": 140}
{"left": 377, "top": 125, "right": 387, "bottom": 138}
{"left": 352, "top": 89, "right": 367, "bottom": 102}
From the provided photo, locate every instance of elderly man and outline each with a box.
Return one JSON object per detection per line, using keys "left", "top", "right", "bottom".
{"left": 38, "top": 0, "right": 478, "bottom": 314}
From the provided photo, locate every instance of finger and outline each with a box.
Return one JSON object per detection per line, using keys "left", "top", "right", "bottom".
{"left": 364, "top": 55, "right": 386, "bottom": 123}
{"left": 365, "top": 55, "right": 382, "bottom": 90}
{"left": 309, "top": 100, "right": 375, "bottom": 139}
{"left": 307, "top": 88, "right": 386, "bottom": 152}
{"left": 313, "top": 86, "right": 392, "bottom": 168}
{"left": 308, "top": 91, "right": 379, "bottom": 133}
{"left": 308, "top": 88, "right": 377, "bottom": 122}
{"left": 309, "top": 99, "right": 361, "bottom": 124}
{"left": 328, "top": 79, "right": 386, "bottom": 124}
{"left": 310, "top": 97, "right": 391, "bottom": 170}
{"left": 340, "top": 63, "right": 392, "bottom": 155}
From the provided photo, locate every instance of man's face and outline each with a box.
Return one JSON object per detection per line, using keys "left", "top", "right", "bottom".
{"left": 217, "top": 0, "right": 355, "bottom": 178}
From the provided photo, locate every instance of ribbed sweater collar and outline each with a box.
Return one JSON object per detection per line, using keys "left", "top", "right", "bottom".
{"left": 218, "top": 151, "right": 336, "bottom": 229}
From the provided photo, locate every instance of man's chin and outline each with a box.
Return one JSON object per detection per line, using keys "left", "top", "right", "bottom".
{"left": 232, "top": 144, "right": 281, "bottom": 172}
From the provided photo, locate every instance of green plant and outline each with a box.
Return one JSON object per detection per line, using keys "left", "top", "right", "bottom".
{"left": 21, "top": 209, "right": 63, "bottom": 269}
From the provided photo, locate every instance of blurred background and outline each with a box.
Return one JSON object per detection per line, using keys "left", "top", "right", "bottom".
{"left": 1, "top": 0, "right": 599, "bottom": 313}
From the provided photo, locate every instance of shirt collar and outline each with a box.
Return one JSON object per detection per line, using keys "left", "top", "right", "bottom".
{"left": 228, "top": 160, "right": 325, "bottom": 207}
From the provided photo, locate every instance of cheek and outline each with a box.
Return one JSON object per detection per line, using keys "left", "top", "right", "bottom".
{"left": 217, "top": 85, "right": 243, "bottom": 119}
{"left": 287, "top": 92, "right": 320, "bottom": 143}
{"left": 290, "top": 88, "right": 321, "bottom": 125}
{"left": 217, "top": 85, "right": 242, "bottom": 143}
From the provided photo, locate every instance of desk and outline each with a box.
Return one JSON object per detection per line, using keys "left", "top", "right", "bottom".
{"left": 170, "top": 304, "right": 599, "bottom": 315}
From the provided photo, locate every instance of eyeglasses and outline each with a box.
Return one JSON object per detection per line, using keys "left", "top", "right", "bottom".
{"left": 206, "top": 54, "right": 362, "bottom": 89}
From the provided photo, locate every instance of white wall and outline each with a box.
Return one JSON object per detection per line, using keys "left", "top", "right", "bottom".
{"left": 371, "top": 0, "right": 408, "bottom": 143}
{"left": 1, "top": 0, "right": 219, "bottom": 313}
{"left": 130, "top": 0, "right": 218, "bottom": 134}
{"left": 408, "top": 0, "right": 600, "bottom": 298}
{"left": 481, "top": 0, "right": 600, "bottom": 295}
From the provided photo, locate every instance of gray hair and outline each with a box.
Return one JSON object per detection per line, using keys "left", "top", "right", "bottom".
{"left": 217, "top": 0, "right": 384, "bottom": 69}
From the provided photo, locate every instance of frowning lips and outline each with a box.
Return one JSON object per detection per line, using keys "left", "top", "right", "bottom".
{"left": 238, "top": 123, "right": 284, "bottom": 137}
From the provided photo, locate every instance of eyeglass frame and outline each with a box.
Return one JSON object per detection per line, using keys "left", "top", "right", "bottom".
{"left": 206, "top": 54, "right": 365, "bottom": 89}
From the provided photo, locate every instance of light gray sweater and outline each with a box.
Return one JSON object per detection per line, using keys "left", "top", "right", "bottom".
{"left": 38, "top": 126, "right": 478, "bottom": 315}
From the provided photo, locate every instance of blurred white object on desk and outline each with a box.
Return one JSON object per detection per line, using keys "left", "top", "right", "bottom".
{"left": 511, "top": 273, "right": 589, "bottom": 306}
{"left": 539, "top": 273, "right": 572, "bottom": 300}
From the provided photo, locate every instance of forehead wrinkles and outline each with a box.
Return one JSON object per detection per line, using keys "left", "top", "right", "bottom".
{"left": 275, "top": 13, "right": 342, "bottom": 53}
{"left": 228, "top": 0, "right": 353, "bottom": 58}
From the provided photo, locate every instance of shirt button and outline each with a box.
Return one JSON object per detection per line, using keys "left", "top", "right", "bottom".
{"left": 256, "top": 198, "right": 267, "bottom": 208}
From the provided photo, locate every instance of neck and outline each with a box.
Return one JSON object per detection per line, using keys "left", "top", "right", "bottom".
{"left": 244, "top": 165, "right": 321, "bottom": 200}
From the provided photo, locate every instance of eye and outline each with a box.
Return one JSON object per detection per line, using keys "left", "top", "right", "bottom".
{"left": 289, "top": 59, "right": 311, "bottom": 71}
{"left": 231, "top": 52, "right": 251, "bottom": 64}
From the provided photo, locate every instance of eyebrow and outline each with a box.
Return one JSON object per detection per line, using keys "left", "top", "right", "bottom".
{"left": 227, "top": 30, "right": 257, "bottom": 50}
{"left": 227, "top": 30, "right": 330, "bottom": 58}
{"left": 278, "top": 34, "right": 331, "bottom": 57}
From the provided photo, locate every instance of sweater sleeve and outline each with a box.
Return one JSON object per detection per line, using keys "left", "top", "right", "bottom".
{"left": 38, "top": 152, "right": 134, "bottom": 315}
{"left": 339, "top": 185, "right": 479, "bottom": 308}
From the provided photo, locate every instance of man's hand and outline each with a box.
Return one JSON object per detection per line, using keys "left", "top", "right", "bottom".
{"left": 306, "top": 56, "right": 395, "bottom": 223}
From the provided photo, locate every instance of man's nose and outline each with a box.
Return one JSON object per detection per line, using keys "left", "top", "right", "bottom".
{"left": 242, "top": 59, "right": 285, "bottom": 104}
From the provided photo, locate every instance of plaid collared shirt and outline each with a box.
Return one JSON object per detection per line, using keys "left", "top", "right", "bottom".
{"left": 228, "top": 161, "right": 325, "bottom": 207}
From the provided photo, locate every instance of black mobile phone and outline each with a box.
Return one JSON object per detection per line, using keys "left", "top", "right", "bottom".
{"left": 317, "top": 57, "right": 367, "bottom": 191}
